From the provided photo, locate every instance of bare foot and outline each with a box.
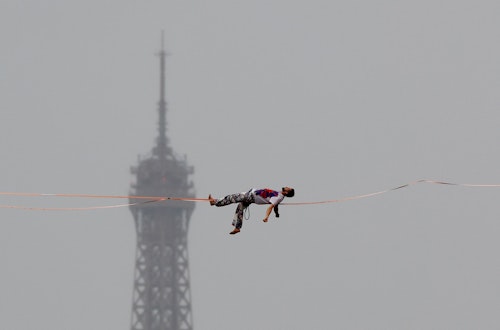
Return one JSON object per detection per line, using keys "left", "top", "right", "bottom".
{"left": 229, "top": 228, "right": 240, "bottom": 235}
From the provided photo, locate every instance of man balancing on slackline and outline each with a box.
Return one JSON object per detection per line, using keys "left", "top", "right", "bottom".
{"left": 208, "top": 187, "right": 295, "bottom": 235}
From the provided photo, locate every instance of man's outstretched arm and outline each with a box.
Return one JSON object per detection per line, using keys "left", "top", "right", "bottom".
{"left": 263, "top": 204, "right": 275, "bottom": 222}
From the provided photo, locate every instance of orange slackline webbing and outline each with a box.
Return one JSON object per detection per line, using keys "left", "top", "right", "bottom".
{"left": 0, "top": 198, "right": 166, "bottom": 211}
{"left": 282, "top": 179, "right": 500, "bottom": 205}
{"left": 0, "top": 191, "right": 206, "bottom": 201}
{"left": 0, "top": 179, "right": 499, "bottom": 211}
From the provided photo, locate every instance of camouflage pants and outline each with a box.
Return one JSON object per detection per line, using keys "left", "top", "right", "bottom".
{"left": 215, "top": 190, "right": 255, "bottom": 229}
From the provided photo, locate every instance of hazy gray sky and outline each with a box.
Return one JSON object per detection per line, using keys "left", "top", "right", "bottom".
{"left": 1, "top": 1, "right": 500, "bottom": 329}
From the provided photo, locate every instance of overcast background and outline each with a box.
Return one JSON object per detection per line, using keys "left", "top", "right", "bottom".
{"left": 1, "top": 1, "right": 500, "bottom": 329}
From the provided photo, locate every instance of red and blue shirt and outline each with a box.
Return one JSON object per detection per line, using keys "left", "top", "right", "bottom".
{"left": 252, "top": 188, "right": 284, "bottom": 205}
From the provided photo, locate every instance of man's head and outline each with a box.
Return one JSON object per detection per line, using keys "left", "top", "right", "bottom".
{"left": 282, "top": 186, "right": 295, "bottom": 197}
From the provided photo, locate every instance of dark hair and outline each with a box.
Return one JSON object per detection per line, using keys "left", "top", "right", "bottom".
{"left": 286, "top": 188, "right": 295, "bottom": 197}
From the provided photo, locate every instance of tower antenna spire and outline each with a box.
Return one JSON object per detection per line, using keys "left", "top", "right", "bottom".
{"left": 161, "top": 30, "right": 165, "bottom": 50}
{"left": 156, "top": 30, "right": 169, "bottom": 159}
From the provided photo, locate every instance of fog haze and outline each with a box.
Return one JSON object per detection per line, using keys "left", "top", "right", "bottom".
{"left": 1, "top": 1, "right": 500, "bottom": 329}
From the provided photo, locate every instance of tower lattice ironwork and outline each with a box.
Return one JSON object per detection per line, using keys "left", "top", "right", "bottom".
{"left": 129, "top": 40, "right": 195, "bottom": 330}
